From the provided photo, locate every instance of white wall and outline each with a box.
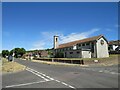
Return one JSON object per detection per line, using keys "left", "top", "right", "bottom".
{"left": 96, "top": 37, "right": 109, "bottom": 58}
{"left": 81, "top": 51, "right": 91, "bottom": 58}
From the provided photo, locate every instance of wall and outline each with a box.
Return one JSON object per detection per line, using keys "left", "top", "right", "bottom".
{"left": 96, "top": 37, "right": 109, "bottom": 58}
{"left": 64, "top": 50, "right": 82, "bottom": 58}
{"left": 81, "top": 51, "right": 91, "bottom": 58}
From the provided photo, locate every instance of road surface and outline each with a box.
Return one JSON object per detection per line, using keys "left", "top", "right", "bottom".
{"left": 2, "top": 59, "right": 119, "bottom": 89}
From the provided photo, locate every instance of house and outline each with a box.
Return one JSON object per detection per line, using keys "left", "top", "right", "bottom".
{"left": 53, "top": 35, "right": 109, "bottom": 58}
{"left": 23, "top": 50, "right": 48, "bottom": 60}
{"left": 108, "top": 40, "right": 120, "bottom": 54}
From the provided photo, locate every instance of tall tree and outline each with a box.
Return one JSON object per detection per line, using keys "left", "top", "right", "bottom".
{"left": 2, "top": 50, "right": 9, "bottom": 58}
{"left": 10, "top": 48, "right": 26, "bottom": 58}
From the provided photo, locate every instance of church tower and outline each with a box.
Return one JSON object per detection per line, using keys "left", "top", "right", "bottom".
{"left": 54, "top": 36, "right": 59, "bottom": 49}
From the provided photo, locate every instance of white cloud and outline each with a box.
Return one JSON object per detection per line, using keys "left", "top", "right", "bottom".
{"left": 30, "top": 41, "right": 45, "bottom": 50}
{"left": 59, "top": 28, "right": 100, "bottom": 44}
{"left": 30, "top": 31, "right": 62, "bottom": 50}
{"left": 30, "top": 28, "right": 99, "bottom": 50}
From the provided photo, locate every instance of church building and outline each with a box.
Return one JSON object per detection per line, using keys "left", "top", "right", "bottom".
{"left": 53, "top": 35, "right": 109, "bottom": 58}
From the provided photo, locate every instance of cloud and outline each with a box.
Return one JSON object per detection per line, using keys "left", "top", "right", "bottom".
{"left": 59, "top": 28, "right": 100, "bottom": 44}
{"left": 30, "top": 31, "right": 62, "bottom": 50}
{"left": 30, "top": 41, "right": 45, "bottom": 50}
{"left": 105, "top": 28, "right": 112, "bottom": 32}
{"left": 30, "top": 28, "right": 99, "bottom": 50}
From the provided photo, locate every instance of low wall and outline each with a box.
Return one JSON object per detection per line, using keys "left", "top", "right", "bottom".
{"left": 34, "top": 55, "right": 118, "bottom": 65}
{"left": 34, "top": 58, "right": 84, "bottom": 65}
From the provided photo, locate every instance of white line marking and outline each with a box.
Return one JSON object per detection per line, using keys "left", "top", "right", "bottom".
{"left": 68, "top": 85, "right": 76, "bottom": 89}
{"left": 55, "top": 80, "right": 60, "bottom": 82}
{"left": 26, "top": 67, "right": 55, "bottom": 80}
{"left": 26, "top": 69, "right": 49, "bottom": 81}
{"left": 26, "top": 67, "right": 76, "bottom": 89}
{"left": 99, "top": 70, "right": 103, "bottom": 72}
{"left": 110, "top": 72, "right": 118, "bottom": 74}
{"left": 61, "top": 82, "right": 68, "bottom": 86}
{"left": 6, "top": 80, "right": 50, "bottom": 88}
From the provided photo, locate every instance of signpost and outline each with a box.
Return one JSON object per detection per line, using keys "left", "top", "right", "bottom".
{"left": 12, "top": 52, "right": 15, "bottom": 62}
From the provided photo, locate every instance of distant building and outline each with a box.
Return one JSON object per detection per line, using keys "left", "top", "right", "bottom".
{"left": 108, "top": 40, "right": 120, "bottom": 54}
{"left": 23, "top": 50, "right": 48, "bottom": 60}
{"left": 53, "top": 35, "right": 109, "bottom": 58}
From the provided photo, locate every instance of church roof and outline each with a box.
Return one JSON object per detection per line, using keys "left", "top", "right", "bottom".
{"left": 56, "top": 35, "right": 104, "bottom": 49}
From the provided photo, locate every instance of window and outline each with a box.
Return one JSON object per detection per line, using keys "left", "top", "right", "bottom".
{"left": 78, "top": 44, "right": 81, "bottom": 47}
{"left": 82, "top": 43, "right": 85, "bottom": 46}
{"left": 70, "top": 52, "right": 73, "bottom": 54}
{"left": 91, "top": 42, "right": 94, "bottom": 53}
{"left": 86, "top": 43, "right": 90, "bottom": 46}
{"left": 77, "top": 51, "right": 80, "bottom": 54}
{"left": 56, "top": 38, "right": 57, "bottom": 42}
{"left": 100, "top": 40, "right": 104, "bottom": 45}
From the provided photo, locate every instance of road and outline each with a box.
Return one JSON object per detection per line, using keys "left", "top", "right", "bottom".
{"left": 2, "top": 59, "right": 119, "bottom": 89}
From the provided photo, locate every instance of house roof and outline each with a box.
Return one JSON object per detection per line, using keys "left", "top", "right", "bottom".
{"left": 56, "top": 35, "right": 104, "bottom": 49}
{"left": 108, "top": 40, "right": 120, "bottom": 45}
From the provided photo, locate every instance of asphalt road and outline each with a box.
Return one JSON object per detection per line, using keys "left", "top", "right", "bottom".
{"left": 2, "top": 59, "right": 119, "bottom": 88}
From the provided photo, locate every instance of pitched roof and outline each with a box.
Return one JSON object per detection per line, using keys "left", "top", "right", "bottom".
{"left": 56, "top": 35, "right": 103, "bottom": 49}
{"left": 108, "top": 40, "right": 120, "bottom": 45}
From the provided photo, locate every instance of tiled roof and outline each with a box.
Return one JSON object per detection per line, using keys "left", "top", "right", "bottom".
{"left": 108, "top": 40, "right": 120, "bottom": 45}
{"left": 57, "top": 35, "right": 103, "bottom": 49}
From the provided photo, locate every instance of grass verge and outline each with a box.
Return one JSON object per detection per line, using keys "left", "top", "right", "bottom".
{"left": 1, "top": 58, "right": 26, "bottom": 74}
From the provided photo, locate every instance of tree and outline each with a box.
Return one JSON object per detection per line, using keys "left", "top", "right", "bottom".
{"left": 2, "top": 50, "right": 9, "bottom": 58}
{"left": 10, "top": 48, "right": 26, "bottom": 58}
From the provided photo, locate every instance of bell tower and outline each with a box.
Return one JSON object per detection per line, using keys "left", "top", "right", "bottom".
{"left": 54, "top": 36, "right": 59, "bottom": 49}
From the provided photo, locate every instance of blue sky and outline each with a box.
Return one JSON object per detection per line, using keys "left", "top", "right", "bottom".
{"left": 2, "top": 2, "right": 118, "bottom": 51}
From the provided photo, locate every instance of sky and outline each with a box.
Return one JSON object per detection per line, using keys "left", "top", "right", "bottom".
{"left": 2, "top": 2, "right": 118, "bottom": 51}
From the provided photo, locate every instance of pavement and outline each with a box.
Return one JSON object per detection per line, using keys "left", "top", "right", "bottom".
{"left": 2, "top": 59, "right": 119, "bottom": 89}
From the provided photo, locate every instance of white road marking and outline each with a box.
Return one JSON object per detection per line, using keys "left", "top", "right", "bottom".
{"left": 110, "top": 72, "right": 117, "bottom": 74}
{"left": 68, "top": 85, "right": 76, "bottom": 89}
{"left": 26, "top": 67, "right": 76, "bottom": 89}
{"left": 26, "top": 68, "right": 49, "bottom": 81}
{"left": 55, "top": 80, "right": 60, "bottom": 82}
{"left": 99, "top": 70, "right": 103, "bottom": 72}
{"left": 6, "top": 80, "right": 50, "bottom": 88}
{"left": 61, "top": 82, "right": 68, "bottom": 86}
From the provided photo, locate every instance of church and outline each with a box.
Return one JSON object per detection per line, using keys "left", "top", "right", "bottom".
{"left": 53, "top": 35, "right": 109, "bottom": 58}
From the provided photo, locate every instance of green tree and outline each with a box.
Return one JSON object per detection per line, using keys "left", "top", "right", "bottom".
{"left": 2, "top": 50, "right": 9, "bottom": 58}
{"left": 10, "top": 48, "right": 26, "bottom": 58}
